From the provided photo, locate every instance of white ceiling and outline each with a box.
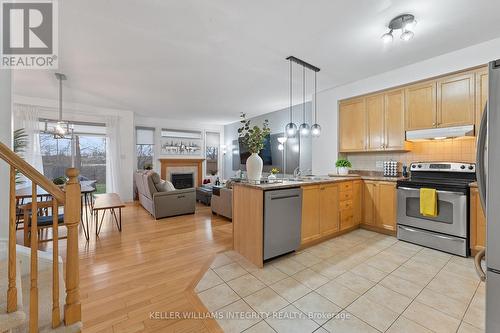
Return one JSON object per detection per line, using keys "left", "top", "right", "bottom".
{"left": 12, "top": 0, "right": 500, "bottom": 124}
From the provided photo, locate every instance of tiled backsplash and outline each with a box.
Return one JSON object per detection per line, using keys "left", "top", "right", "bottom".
{"left": 345, "top": 137, "right": 476, "bottom": 171}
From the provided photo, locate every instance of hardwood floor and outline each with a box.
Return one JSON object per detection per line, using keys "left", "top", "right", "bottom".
{"left": 19, "top": 202, "right": 232, "bottom": 332}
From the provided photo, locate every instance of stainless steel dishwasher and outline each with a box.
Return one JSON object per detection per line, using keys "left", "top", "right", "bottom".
{"left": 263, "top": 188, "right": 302, "bottom": 260}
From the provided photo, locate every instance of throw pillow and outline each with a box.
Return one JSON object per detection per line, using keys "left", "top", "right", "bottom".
{"left": 165, "top": 180, "right": 176, "bottom": 191}
{"left": 155, "top": 180, "right": 167, "bottom": 192}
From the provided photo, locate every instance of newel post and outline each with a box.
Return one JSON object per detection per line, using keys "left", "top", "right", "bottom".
{"left": 63, "top": 168, "right": 82, "bottom": 325}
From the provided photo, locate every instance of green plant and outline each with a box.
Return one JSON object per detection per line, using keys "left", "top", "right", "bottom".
{"left": 53, "top": 176, "right": 66, "bottom": 186}
{"left": 237, "top": 114, "right": 271, "bottom": 154}
{"left": 13, "top": 128, "right": 28, "bottom": 184}
{"left": 335, "top": 159, "right": 352, "bottom": 168}
{"left": 270, "top": 168, "right": 279, "bottom": 175}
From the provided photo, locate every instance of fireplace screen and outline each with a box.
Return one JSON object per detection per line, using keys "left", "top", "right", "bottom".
{"left": 171, "top": 173, "right": 194, "bottom": 189}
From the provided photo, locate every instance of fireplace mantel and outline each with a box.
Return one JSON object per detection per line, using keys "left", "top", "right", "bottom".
{"left": 159, "top": 158, "right": 205, "bottom": 188}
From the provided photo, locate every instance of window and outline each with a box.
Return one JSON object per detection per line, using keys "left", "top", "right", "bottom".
{"left": 136, "top": 127, "right": 155, "bottom": 170}
{"left": 40, "top": 121, "right": 107, "bottom": 194}
{"left": 205, "top": 132, "right": 220, "bottom": 176}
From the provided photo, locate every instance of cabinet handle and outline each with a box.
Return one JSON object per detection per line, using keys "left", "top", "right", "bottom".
{"left": 432, "top": 122, "right": 436, "bottom": 126}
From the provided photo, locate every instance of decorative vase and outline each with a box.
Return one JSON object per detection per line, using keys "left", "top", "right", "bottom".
{"left": 267, "top": 174, "right": 277, "bottom": 183}
{"left": 337, "top": 167, "right": 349, "bottom": 175}
{"left": 246, "top": 153, "right": 263, "bottom": 183}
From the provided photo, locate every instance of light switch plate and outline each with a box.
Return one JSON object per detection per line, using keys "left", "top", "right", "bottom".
{"left": 375, "top": 161, "right": 384, "bottom": 168}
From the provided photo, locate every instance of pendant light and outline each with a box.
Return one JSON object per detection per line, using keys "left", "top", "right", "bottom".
{"left": 299, "top": 65, "right": 310, "bottom": 137}
{"left": 285, "top": 59, "right": 297, "bottom": 137}
{"left": 311, "top": 71, "right": 321, "bottom": 137}
{"left": 53, "top": 73, "right": 69, "bottom": 139}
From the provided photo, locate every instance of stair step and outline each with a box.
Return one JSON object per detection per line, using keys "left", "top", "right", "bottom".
{"left": 40, "top": 321, "right": 82, "bottom": 333}
{"left": 0, "top": 254, "right": 26, "bottom": 332}
{"left": 0, "top": 310, "right": 27, "bottom": 332}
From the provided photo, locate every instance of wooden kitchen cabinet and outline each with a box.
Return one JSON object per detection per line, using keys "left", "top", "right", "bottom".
{"left": 385, "top": 89, "right": 406, "bottom": 150}
{"left": 366, "top": 94, "right": 385, "bottom": 150}
{"left": 352, "top": 181, "right": 362, "bottom": 225}
{"left": 470, "top": 187, "right": 486, "bottom": 254}
{"left": 339, "top": 98, "right": 366, "bottom": 152}
{"left": 363, "top": 181, "right": 377, "bottom": 226}
{"left": 405, "top": 80, "right": 437, "bottom": 130}
{"left": 437, "top": 72, "right": 475, "bottom": 127}
{"left": 301, "top": 185, "right": 321, "bottom": 243}
{"left": 475, "top": 67, "right": 488, "bottom": 133}
{"left": 319, "top": 184, "right": 339, "bottom": 235}
{"left": 362, "top": 181, "right": 397, "bottom": 233}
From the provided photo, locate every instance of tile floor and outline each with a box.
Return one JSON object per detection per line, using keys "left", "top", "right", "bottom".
{"left": 195, "top": 229, "right": 485, "bottom": 333}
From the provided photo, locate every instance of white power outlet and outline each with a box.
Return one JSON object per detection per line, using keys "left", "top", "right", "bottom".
{"left": 375, "top": 161, "right": 384, "bottom": 169}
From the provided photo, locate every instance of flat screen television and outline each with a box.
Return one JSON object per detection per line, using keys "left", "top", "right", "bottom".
{"left": 238, "top": 135, "right": 272, "bottom": 165}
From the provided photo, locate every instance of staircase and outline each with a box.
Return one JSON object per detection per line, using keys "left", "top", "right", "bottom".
{"left": 0, "top": 142, "right": 82, "bottom": 333}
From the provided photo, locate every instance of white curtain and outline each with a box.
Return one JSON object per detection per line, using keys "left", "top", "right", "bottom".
{"left": 105, "top": 115, "right": 122, "bottom": 195}
{"left": 13, "top": 104, "right": 44, "bottom": 185}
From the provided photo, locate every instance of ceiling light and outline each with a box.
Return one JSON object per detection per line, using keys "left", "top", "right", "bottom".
{"left": 285, "top": 122, "right": 297, "bottom": 137}
{"left": 277, "top": 137, "right": 287, "bottom": 144}
{"left": 433, "top": 136, "right": 447, "bottom": 140}
{"left": 381, "top": 14, "right": 416, "bottom": 43}
{"left": 278, "top": 143, "right": 284, "bottom": 151}
{"left": 311, "top": 124, "right": 321, "bottom": 137}
{"left": 53, "top": 73, "right": 68, "bottom": 139}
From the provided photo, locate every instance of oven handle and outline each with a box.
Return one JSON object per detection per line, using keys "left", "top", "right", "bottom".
{"left": 399, "top": 225, "right": 463, "bottom": 242}
{"left": 397, "top": 187, "right": 465, "bottom": 196}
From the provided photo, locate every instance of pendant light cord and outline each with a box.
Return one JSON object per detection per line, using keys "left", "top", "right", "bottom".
{"left": 302, "top": 66, "right": 306, "bottom": 122}
{"left": 289, "top": 59, "right": 293, "bottom": 122}
{"left": 314, "top": 71, "right": 317, "bottom": 123}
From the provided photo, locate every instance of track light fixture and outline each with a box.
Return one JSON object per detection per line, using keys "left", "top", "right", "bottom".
{"left": 381, "top": 14, "right": 417, "bottom": 43}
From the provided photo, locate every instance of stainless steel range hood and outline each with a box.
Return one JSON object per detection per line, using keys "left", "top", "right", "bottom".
{"left": 406, "top": 125, "right": 474, "bottom": 141}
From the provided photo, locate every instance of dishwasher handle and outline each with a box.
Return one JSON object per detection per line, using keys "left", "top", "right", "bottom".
{"left": 270, "top": 194, "right": 300, "bottom": 200}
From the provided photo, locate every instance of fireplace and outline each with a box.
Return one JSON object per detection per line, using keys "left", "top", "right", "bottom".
{"left": 171, "top": 173, "right": 194, "bottom": 189}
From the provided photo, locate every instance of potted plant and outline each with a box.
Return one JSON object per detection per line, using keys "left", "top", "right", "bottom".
{"left": 268, "top": 168, "right": 279, "bottom": 183}
{"left": 53, "top": 176, "right": 67, "bottom": 188}
{"left": 335, "top": 159, "right": 352, "bottom": 175}
{"left": 238, "top": 114, "right": 271, "bottom": 183}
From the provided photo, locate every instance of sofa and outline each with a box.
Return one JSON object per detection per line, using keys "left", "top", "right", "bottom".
{"left": 134, "top": 170, "right": 195, "bottom": 219}
{"left": 211, "top": 184, "right": 232, "bottom": 220}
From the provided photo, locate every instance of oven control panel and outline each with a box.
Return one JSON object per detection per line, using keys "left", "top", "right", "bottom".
{"left": 410, "top": 162, "right": 476, "bottom": 173}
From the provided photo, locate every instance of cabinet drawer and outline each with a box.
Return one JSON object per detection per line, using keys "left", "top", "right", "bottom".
{"left": 340, "top": 208, "right": 354, "bottom": 221}
{"left": 339, "top": 182, "right": 353, "bottom": 192}
{"left": 339, "top": 191, "right": 353, "bottom": 201}
{"left": 339, "top": 200, "right": 353, "bottom": 211}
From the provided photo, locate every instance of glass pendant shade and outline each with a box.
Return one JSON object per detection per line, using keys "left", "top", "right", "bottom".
{"left": 311, "top": 123, "right": 321, "bottom": 137}
{"left": 299, "top": 123, "right": 310, "bottom": 137}
{"left": 381, "top": 32, "right": 393, "bottom": 43}
{"left": 285, "top": 122, "right": 297, "bottom": 137}
{"left": 400, "top": 29, "right": 414, "bottom": 41}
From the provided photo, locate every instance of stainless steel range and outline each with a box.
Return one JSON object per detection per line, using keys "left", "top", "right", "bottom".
{"left": 396, "top": 162, "right": 476, "bottom": 257}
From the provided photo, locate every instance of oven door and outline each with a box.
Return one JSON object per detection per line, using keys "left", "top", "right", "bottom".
{"left": 397, "top": 187, "right": 467, "bottom": 238}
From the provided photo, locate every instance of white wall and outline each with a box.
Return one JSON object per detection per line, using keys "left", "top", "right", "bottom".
{"left": 313, "top": 37, "right": 500, "bottom": 175}
{"left": 0, "top": 71, "right": 12, "bottom": 240}
{"left": 13, "top": 95, "right": 135, "bottom": 202}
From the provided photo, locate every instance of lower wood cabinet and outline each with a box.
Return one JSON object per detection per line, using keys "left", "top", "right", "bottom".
{"left": 301, "top": 185, "right": 321, "bottom": 243}
{"left": 362, "top": 181, "right": 397, "bottom": 232}
{"left": 470, "top": 187, "right": 486, "bottom": 254}
{"left": 319, "top": 184, "right": 339, "bottom": 235}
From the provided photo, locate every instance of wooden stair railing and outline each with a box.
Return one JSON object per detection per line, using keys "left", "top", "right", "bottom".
{"left": 0, "top": 142, "right": 82, "bottom": 332}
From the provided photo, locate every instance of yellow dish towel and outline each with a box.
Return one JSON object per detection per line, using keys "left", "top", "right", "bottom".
{"left": 420, "top": 188, "right": 438, "bottom": 217}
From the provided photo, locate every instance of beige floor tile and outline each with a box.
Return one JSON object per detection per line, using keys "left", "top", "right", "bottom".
{"left": 242, "top": 320, "right": 275, "bottom": 333}
{"left": 224, "top": 250, "right": 246, "bottom": 262}
{"left": 411, "top": 251, "right": 450, "bottom": 268}
{"left": 403, "top": 257, "right": 442, "bottom": 275}
{"left": 290, "top": 251, "right": 323, "bottom": 267}
{"left": 363, "top": 284, "right": 412, "bottom": 314}
{"left": 310, "top": 260, "right": 347, "bottom": 280}
{"left": 237, "top": 257, "right": 260, "bottom": 272}
{"left": 323, "top": 311, "right": 379, "bottom": 333}
{"left": 387, "top": 316, "right": 432, "bottom": 333}
{"left": 270, "top": 277, "right": 312, "bottom": 302}
{"left": 347, "top": 296, "right": 399, "bottom": 332}
{"left": 292, "top": 268, "right": 329, "bottom": 290}
{"left": 349, "top": 229, "right": 378, "bottom": 239}
{"left": 214, "top": 262, "right": 248, "bottom": 281}
{"left": 450, "top": 255, "right": 476, "bottom": 267}
{"left": 211, "top": 253, "right": 234, "bottom": 268}
{"left": 380, "top": 274, "right": 424, "bottom": 299}
{"left": 243, "top": 287, "right": 289, "bottom": 314}
{"left": 292, "top": 291, "right": 341, "bottom": 325}
{"left": 272, "top": 257, "right": 306, "bottom": 275}
{"left": 334, "top": 271, "right": 375, "bottom": 294}
{"left": 227, "top": 273, "right": 266, "bottom": 298}
{"left": 403, "top": 301, "right": 461, "bottom": 333}
{"left": 365, "top": 253, "right": 404, "bottom": 273}
{"left": 463, "top": 289, "right": 486, "bottom": 330}
{"left": 251, "top": 265, "right": 288, "bottom": 285}
{"left": 457, "top": 322, "right": 484, "bottom": 333}
{"left": 313, "top": 327, "right": 329, "bottom": 333}
{"left": 419, "top": 247, "right": 453, "bottom": 262}
{"left": 215, "top": 299, "right": 261, "bottom": 333}
{"left": 304, "top": 244, "right": 336, "bottom": 260}
{"left": 427, "top": 271, "right": 479, "bottom": 303}
{"left": 264, "top": 304, "right": 319, "bottom": 333}
{"left": 391, "top": 265, "right": 436, "bottom": 287}
{"left": 197, "top": 283, "right": 241, "bottom": 312}
{"left": 316, "top": 281, "right": 360, "bottom": 308}
{"left": 442, "top": 261, "right": 480, "bottom": 282}
{"left": 416, "top": 288, "right": 469, "bottom": 319}
{"left": 350, "top": 263, "right": 387, "bottom": 283}
{"left": 195, "top": 268, "right": 224, "bottom": 293}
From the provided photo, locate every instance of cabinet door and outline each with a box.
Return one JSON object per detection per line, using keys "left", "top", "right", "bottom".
{"left": 376, "top": 182, "right": 397, "bottom": 231}
{"left": 352, "top": 180, "right": 362, "bottom": 225}
{"left": 319, "top": 184, "right": 339, "bottom": 235}
{"left": 437, "top": 72, "right": 475, "bottom": 127}
{"left": 339, "top": 99, "right": 366, "bottom": 152}
{"left": 470, "top": 188, "right": 486, "bottom": 251}
{"left": 385, "top": 89, "right": 405, "bottom": 150}
{"left": 475, "top": 68, "right": 488, "bottom": 133}
{"left": 363, "top": 181, "right": 377, "bottom": 226}
{"left": 301, "top": 186, "right": 320, "bottom": 244}
{"left": 405, "top": 81, "right": 437, "bottom": 130}
{"left": 366, "top": 94, "right": 385, "bottom": 151}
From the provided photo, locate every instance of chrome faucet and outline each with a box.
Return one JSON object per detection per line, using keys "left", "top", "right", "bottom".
{"left": 293, "top": 167, "right": 301, "bottom": 179}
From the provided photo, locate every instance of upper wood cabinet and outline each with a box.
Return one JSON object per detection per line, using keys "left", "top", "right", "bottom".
{"left": 475, "top": 67, "right": 488, "bottom": 133}
{"left": 366, "top": 94, "right": 385, "bottom": 150}
{"left": 319, "top": 184, "right": 339, "bottom": 235}
{"left": 301, "top": 185, "right": 321, "bottom": 244}
{"left": 339, "top": 98, "right": 366, "bottom": 152}
{"left": 385, "top": 89, "right": 406, "bottom": 150}
{"left": 437, "top": 72, "right": 475, "bottom": 127}
{"left": 405, "top": 80, "right": 437, "bottom": 130}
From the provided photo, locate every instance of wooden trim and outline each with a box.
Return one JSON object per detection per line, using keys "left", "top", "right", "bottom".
{"left": 299, "top": 225, "right": 359, "bottom": 250}
{"left": 0, "top": 142, "right": 65, "bottom": 203}
{"left": 159, "top": 158, "right": 205, "bottom": 187}
{"left": 360, "top": 224, "right": 397, "bottom": 236}
{"left": 30, "top": 183, "right": 39, "bottom": 333}
{"left": 52, "top": 199, "right": 61, "bottom": 328}
{"left": 7, "top": 166, "right": 17, "bottom": 313}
